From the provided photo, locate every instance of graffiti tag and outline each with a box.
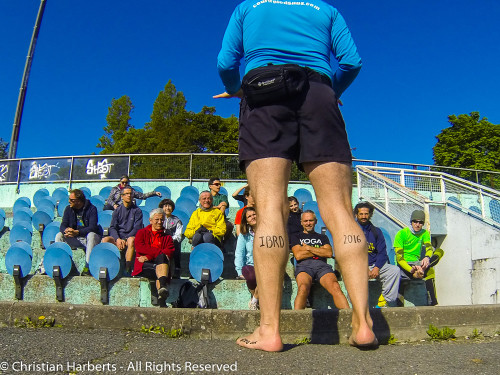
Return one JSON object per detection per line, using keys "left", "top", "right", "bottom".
{"left": 86, "top": 158, "right": 114, "bottom": 179}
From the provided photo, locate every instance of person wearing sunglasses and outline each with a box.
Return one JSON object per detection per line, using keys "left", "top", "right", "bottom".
{"left": 393, "top": 210, "right": 435, "bottom": 283}
{"left": 103, "top": 175, "right": 162, "bottom": 211}
{"left": 56, "top": 189, "right": 103, "bottom": 276}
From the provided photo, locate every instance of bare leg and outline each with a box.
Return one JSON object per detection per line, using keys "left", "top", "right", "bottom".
{"left": 294, "top": 272, "right": 313, "bottom": 310}
{"left": 318, "top": 273, "right": 350, "bottom": 309}
{"left": 305, "top": 161, "right": 377, "bottom": 347}
{"left": 101, "top": 236, "right": 116, "bottom": 244}
{"left": 125, "top": 237, "right": 135, "bottom": 262}
{"left": 236, "top": 157, "right": 291, "bottom": 352}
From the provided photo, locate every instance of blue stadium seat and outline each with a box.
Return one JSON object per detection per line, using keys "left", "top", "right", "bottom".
{"left": 141, "top": 209, "right": 150, "bottom": 226}
{"left": 5, "top": 246, "right": 32, "bottom": 278}
{"left": 17, "top": 196, "right": 31, "bottom": 207}
{"left": 219, "top": 187, "right": 228, "bottom": 196}
{"left": 172, "top": 209, "right": 190, "bottom": 233}
{"left": 36, "top": 198, "right": 56, "bottom": 218}
{"left": 11, "top": 221, "right": 33, "bottom": 234}
{"left": 0, "top": 216, "right": 4, "bottom": 232}
{"left": 0, "top": 208, "right": 6, "bottom": 219}
{"left": 92, "top": 242, "right": 121, "bottom": 259}
{"left": 155, "top": 185, "right": 171, "bottom": 199}
{"left": 448, "top": 196, "right": 462, "bottom": 209}
{"left": 89, "top": 195, "right": 105, "bottom": 211}
{"left": 379, "top": 227, "right": 395, "bottom": 265}
{"left": 13, "top": 208, "right": 33, "bottom": 225}
{"left": 45, "top": 221, "right": 61, "bottom": 230}
{"left": 9, "top": 224, "right": 32, "bottom": 246}
{"left": 52, "top": 187, "right": 68, "bottom": 204}
{"left": 57, "top": 201, "right": 69, "bottom": 217}
{"left": 132, "top": 186, "right": 144, "bottom": 206}
{"left": 189, "top": 243, "right": 224, "bottom": 283}
{"left": 89, "top": 248, "right": 120, "bottom": 281}
{"left": 294, "top": 188, "right": 313, "bottom": 208}
{"left": 180, "top": 185, "right": 199, "bottom": 204}
{"left": 469, "top": 206, "right": 482, "bottom": 216}
{"left": 8, "top": 241, "right": 33, "bottom": 257}
{"left": 42, "top": 225, "right": 61, "bottom": 249}
{"left": 98, "top": 210, "right": 113, "bottom": 229}
{"left": 79, "top": 187, "right": 92, "bottom": 199}
{"left": 144, "top": 196, "right": 162, "bottom": 213}
{"left": 175, "top": 196, "right": 197, "bottom": 215}
{"left": 303, "top": 200, "right": 320, "bottom": 215}
{"left": 99, "top": 186, "right": 113, "bottom": 200}
{"left": 13, "top": 198, "right": 31, "bottom": 213}
{"left": 43, "top": 243, "right": 73, "bottom": 279}
{"left": 33, "top": 188, "right": 50, "bottom": 207}
{"left": 314, "top": 215, "right": 326, "bottom": 234}
{"left": 32, "top": 210, "right": 53, "bottom": 230}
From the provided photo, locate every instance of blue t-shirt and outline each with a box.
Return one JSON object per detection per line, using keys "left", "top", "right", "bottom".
{"left": 217, "top": 0, "right": 362, "bottom": 97}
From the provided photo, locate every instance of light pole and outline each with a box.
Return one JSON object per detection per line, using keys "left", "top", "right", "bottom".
{"left": 8, "top": 0, "right": 47, "bottom": 159}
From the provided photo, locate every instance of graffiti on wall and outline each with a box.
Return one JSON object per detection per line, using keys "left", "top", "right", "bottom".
{"left": 86, "top": 158, "right": 114, "bottom": 179}
{"left": 29, "top": 161, "right": 59, "bottom": 180}
{"left": 0, "top": 164, "right": 8, "bottom": 182}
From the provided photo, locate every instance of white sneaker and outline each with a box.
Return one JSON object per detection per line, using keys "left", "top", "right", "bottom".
{"left": 248, "top": 299, "right": 259, "bottom": 310}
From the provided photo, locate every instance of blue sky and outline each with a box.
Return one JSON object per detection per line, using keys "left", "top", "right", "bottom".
{"left": 1, "top": 0, "right": 499, "bottom": 165}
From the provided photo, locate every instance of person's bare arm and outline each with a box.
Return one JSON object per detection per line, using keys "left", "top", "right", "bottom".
{"left": 291, "top": 244, "right": 314, "bottom": 261}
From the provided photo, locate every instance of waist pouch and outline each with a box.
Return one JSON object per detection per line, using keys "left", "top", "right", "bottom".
{"left": 241, "top": 64, "right": 309, "bottom": 107}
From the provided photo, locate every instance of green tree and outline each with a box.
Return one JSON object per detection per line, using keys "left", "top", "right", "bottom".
{"left": 433, "top": 112, "right": 500, "bottom": 171}
{"left": 0, "top": 138, "right": 8, "bottom": 159}
{"left": 433, "top": 112, "right": 500, "bottom": 187}
{"left": 98, "top": 81, "right": 239, "bottom": 155}
{"left": 97, "top": 95, "right": 134, "bottom": 154}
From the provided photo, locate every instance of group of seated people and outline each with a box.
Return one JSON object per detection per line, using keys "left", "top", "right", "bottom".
{"left": 282, "top": 197, "right": 444, "bottom": 309}
{"left": 52, "top": 176, "right": 443, "bottom": 310}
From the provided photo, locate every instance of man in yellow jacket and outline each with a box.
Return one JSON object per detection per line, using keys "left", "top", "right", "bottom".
{"left": 185, "top": 191, "right": 227, "bottom": 248}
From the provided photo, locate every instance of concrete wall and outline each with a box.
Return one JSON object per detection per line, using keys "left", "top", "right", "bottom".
{"left": 437, "top": 206, "right": 500, "bottom": 306}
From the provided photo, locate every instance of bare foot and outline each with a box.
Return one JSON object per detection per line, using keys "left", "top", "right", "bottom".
{"left": 349, "top": 312, "right": 378, "bottom": 348}
{"left": 349, "top": 324, "right": 378, "bottom": 348}
{"left": 236, "top": 327, "right": 283, "bottom": 352}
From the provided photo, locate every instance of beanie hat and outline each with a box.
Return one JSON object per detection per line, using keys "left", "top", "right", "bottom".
{"left": 410, "top": 210, "right": 425, "bottom": 222}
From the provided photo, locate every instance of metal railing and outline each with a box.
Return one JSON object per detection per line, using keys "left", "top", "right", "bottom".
{"left": 357, "top": 166, "right": 500, "bottom": 227}
{"left": 1, "top": 153, "right": 499, "bottom": 190}
{"left": 356, "top": 166, "right": 431, "bottom": 228}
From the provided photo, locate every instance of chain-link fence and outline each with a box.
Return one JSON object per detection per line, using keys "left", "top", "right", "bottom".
{"left": 1, "top": 153, "right": 499, "bottom": 188}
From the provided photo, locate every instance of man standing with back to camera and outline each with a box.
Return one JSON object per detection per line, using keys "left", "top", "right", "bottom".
{"left": 215, "top": 1, "right": 376, "bottom": 351}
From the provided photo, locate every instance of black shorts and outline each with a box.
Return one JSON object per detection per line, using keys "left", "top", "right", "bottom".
{"left": 294, "top": 258, "right": 334, "bottom": 281}
{"left": 238, "top": 69, "right": 352, "bottom": 171}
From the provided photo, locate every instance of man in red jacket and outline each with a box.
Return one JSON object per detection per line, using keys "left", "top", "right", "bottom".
{"left": 133, "top": 208, "right": 175, "bottom": 304}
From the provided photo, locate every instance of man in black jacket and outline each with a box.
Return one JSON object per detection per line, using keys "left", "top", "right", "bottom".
{"left": 55, "top": 189, "right": 102, "bottom": 275}
{"left": 102, "top": 187, "right": 143, "bottom": 274}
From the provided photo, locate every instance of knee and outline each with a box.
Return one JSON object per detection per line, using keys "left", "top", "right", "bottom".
{"left": 156, "top": 253, "right": 169, "bottom": 265}
{"left": 87, "top": 232, "right": 100, "bottom": 241}
{"left": 297, "top": 282, "right": 311, "bottom": 295}
{"left": 127, "top": 237, "right": 135, "bottom": 246}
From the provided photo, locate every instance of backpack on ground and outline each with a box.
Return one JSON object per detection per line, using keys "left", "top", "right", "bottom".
{"left": 173, "top": 281, "right": 209, "bottom": 308}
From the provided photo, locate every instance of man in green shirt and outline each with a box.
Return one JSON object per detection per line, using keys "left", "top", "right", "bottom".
{"left": 393, "top": 210, "right": 434, "bottom": 280}
{"left": 208, "top": 177, "right": 233, "bottom": 241}
{"left": 208, "top": 177, "right": 229, "bottom": 214}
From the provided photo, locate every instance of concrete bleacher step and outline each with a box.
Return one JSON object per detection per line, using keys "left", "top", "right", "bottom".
{"left": 0, "top": 272, "right": 427, "bottom": 310}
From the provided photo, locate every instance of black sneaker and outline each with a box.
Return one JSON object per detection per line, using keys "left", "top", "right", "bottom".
{"left": 158, "top": 287, "right": 169, "bottom": 300}
{"left": 80, "top": 267, "right": 91, "bottom": 276}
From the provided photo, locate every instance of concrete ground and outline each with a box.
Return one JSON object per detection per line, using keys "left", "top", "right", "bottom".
{"left": 0, "top": 327, "right": 499, "bottom": 375}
